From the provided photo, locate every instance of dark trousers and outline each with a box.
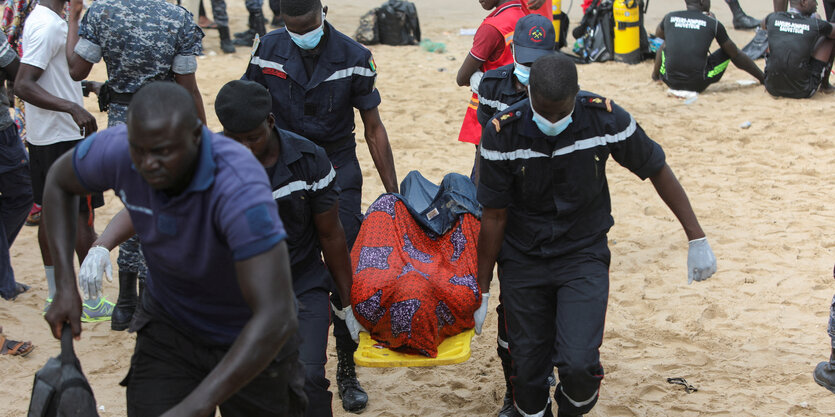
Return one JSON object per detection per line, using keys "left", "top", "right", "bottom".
{"left": 0, "top": 125, "right": 32, "bottom": 299}
{"left": 663, "top": 49, "right": 730, "bottom": 93}
{"left": 328, "top": 147, "right": 364, "bottom": 353}
{"left": 297, "top": 285, "right": 333, "bottom": 417}
{"left": 499, "top": 239, "right": 610, "bottom": 416}
{"left": 122, "top": 320, "right": 307, "bottom": 417}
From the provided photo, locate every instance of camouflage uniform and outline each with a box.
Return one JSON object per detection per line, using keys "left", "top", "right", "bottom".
{"left": 74, "top": 0, "right": 203, "bottom": 277}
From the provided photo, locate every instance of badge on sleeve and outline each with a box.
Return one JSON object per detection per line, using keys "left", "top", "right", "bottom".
{"left": 250, "top": 34, "right": 261, "bottom": 58}
{"left": 369, "top": 56, "right": 377, "bottom": 72}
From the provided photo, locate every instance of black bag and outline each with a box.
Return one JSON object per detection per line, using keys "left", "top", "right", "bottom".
{"left": 376, "top": 0, "right": 420, "bottom": 46}
{"left": 355, "top": 8, "right": 380, "bottom": 45}
{"left": 573, "top": 0, "right": 615, "bottom": 63}
{"left": 28, "top": 324, "right": 99, "bottom": 417}
{"left": 741, "top": 27, "right": 768, "bottom": 60}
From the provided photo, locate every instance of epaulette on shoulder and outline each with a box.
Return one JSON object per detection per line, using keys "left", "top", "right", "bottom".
{"left": 490, "top": 109, "right": 521, "bottom": 133}
{"left": 580, "top": 95, "right": 614, "bottom": 113}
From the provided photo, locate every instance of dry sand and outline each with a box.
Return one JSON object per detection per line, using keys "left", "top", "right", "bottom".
{"left": 2, "top": 0, "right": 835, "bottom": 416}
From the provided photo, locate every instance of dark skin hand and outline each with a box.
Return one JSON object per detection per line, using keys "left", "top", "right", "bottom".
{"left": 44, "top": 142, "right": 297, "bottom": 417}
{"left": 314, "top": 204, "right": 353, "bottom": 306}
{"left": 360, "top": 107, "right": 399, "bottom": 193}
{"left": 65, "top": 0, "right": 207, "bottom": 125}
{"left": 90, "top": 208, "right": 134, "bottom": 250}
{"left": 15, "top": 64, "right": 97, "bottom": 136}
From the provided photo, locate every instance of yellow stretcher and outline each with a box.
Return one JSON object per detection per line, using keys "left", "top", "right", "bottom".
{"left": 354, "top": 329, "right": 476, "bottom": 368}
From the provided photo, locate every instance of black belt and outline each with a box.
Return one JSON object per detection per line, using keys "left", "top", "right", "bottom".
{"left": 109, "top": 91, "right": 134, "bottom": 105}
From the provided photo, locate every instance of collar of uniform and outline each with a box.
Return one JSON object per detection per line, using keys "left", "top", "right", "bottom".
{"left": 183, "top": 126, "right": 217, "bottom": 193}
{"left": 268, "top": 127, "right": 300, "bottom": 187}
{"left": 520, "top": 96, "right": 590, "bottom": 139}
{"left": 488, "top": 0, "right": 524, "bottom": 18}
{"left": 275, "top": 22, "right": 346, "bottom": 88}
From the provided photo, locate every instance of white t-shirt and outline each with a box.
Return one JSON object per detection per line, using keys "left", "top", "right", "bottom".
{"left": 21, "top": 5, "right": 84, "bottom": 146}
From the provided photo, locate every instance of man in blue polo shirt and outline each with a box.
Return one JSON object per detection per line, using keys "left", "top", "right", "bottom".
{"left": 243, "top": 0, "right": 398, "bottom": 411}
{"left": 42, "top": 82, "right": 306, "bottom": 416}
{"left": 215, "top": 80, "right": 363, "bottom": 417}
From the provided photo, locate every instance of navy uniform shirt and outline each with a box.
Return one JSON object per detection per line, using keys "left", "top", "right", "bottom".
{"left": 269, "top": 127, "right": 339, "bottom": 294}
{"left": 74, "top": 0, "right": 204, "bottom": 126}
{"left": 764, "top": 11, "right": 833, "bottom": 98}
{"left": 243, "top": 22, "right": 381, "bottom": 155}
{"left": 477, "top": 63, "right": 527, "bottom": 127}
{"left": 478, "top": 91, "right": 666, "bottom": 258}
{"left": 73, "top": 125, "right": 287, "bottom": 346}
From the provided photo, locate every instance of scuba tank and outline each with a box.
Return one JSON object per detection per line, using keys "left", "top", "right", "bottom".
{"left": 613, "top": 0, "right": 642, "bottom": 64}
{"left": 552, "top": 0, "right": 562, "bottom": 48}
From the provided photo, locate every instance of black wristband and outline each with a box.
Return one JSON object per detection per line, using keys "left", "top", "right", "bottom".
{"left": 81, "top": 80, "right": 90, "bottom": 97}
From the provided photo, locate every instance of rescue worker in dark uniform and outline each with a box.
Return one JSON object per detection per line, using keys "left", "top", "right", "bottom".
{"left": 216, "top": 80, "right": 363, "bottom": 417}
{"left": 652, "top": 0, "right": 764, "bottom": 92}
{"left": 763, "top": 0, "right": 835, "bottom": 98}
{"left": 242, "top": 0, "right": 398, "bottom": 412}
{"left": 474, "top": 54, "right": 718, "bottom": 417}
{"left": 474, "top": 13, "right": 558, "bottom": 417}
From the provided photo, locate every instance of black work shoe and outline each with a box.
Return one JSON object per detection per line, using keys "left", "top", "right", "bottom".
{"left": 234, "top": 29, "right": 254, "bottom": 39}
{"left": 814, "top": 360, "right": 835, "bottom": 394}
{"left": 218, "top": 26, "right": 236, "bottom": 54}
{"left": 337, "top": 377, "right": 368, "bottom": 413}
{"left": 498, "top": 389, "right": 516, "bottom": 417}
{"left": 732, "top": 13, "right": 761, "bottom": 30}
{"left": 233, "top": 32, "right": 256, "bottom": 47}
{"left": 111, "top": 271, "right": 138, "bottom": 331}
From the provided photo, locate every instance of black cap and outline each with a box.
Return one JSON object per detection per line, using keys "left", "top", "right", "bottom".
{"left": 513, "top": 14, "right": 556, "bottom": 65}
{"left": 214, "top": 80, "right": 272, "bottom": 133}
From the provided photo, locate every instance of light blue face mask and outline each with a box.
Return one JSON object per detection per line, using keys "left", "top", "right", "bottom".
{"left": 513, "top": 55, "right": 531, "bottom": 86}
{"left": 529, "top": 95, "right": 573, "bottom": 136}
{"left": 288, "top": 13, "right": 325, "bottom": 50}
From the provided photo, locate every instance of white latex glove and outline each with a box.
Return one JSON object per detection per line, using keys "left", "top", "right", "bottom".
{"left": 344, "top": 306, "right": 366, "bottom": 343}
{"left": 687, "top": 237, "right": 717, "bottom": 284}
{"left": 473, "top": 292, "right": 490, "bottom": 335}
{"left": 470, "top": 70, "right": 484, "bottom": 94}
{"left": 78, "top": 246, "right": 112, "bottom": 300}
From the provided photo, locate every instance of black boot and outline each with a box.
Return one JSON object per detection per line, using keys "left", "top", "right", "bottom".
{"left": 218, "top": 26, "right": 236, "bottom": 53}
{"left": 814, "top": 348, "right": 835, "bottom": 394}
{"left": 727, "top": 0, "right": 760, "bottom": 30}
{"left": 337, "top": 346, "right": 368, "bottom": 413}
{"left": 234, "top": 9, "right": 266, "bottom": 46}
{"left": 111, "top": 271, "right": 137, "bottom": 331}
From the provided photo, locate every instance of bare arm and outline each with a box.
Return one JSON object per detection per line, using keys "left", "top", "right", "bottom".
{"left": 42, "top": 152, "right": 90, "bottom": 339}
{"left": 476, "top": 207, "right": 507, "bottom": 294}
{"left": 66, "top": 0, "right": 94, "bottom": 81}
{"left": 92, "top": 208, "right": 134, "bottom": 250}
{"left": 359, "top": 107, "right": 398, "bottom": 193}
{"left": 773, "top": 0, "right": 787, "bottom": 12}
{"left": 314, "top": 203, "right": 353, "bottom": 306}
{"left": 162, "top": 241, "right": 298, "bottom": 417}
{"left": 649, "top": 163, "right": 706, "bottom": 241}
{"left": 15, "top": 64, "right": 97, "bottom": 135}
{"left": 720, "top": 39, "right": 765, "bottom": 83}
{"left": 651, "top": 25, "right": 665, "bottom": 81}
{"left": 456, "top": 54, "right": 484, "bottom": 86}
{"left": 174, "top": 72, "right": 207, "bottom": 125}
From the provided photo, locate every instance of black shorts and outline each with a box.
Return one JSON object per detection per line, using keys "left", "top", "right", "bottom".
{"left": 807, "top": 59, "right": 827, "bottom": 96}
{"left": 28, "top": 140, "right": 103, "bottom": 210}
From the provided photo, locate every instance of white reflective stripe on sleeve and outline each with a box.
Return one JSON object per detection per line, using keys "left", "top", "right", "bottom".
{"left": 250, "top": 56, "right": 285, "bottom": 72}
{"left": 514, "top": 397, "right": 551, "bottom": 417}
{"left": 552, "top": 116, "right": 637, "bottom": 157}
{"left": 478, "top": 97, "right": 510, "bottom": 112}
{"left": 272, "top": 167, "right": 336, "bottom": 199}
{"left": 324, "top": 66, "right": 376, "bottom": 82}
{"left": 559, "top": 386, "right": 599, "bottom": 408}
{"left": 497, "top": 337, "right": 509, "bottom": 349}
{"left": 480, "top": 147, "right": 548, "bottom": 161}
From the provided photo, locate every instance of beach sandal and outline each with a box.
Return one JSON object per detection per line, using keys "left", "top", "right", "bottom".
{"left": 3, "top": 282, "right": 30, "bottom": 301}
{"left": 0, "top": 333, "right": 35, "bottom": 357}
{"left": 198, "top": 16, "right": 218, "bottom": 29}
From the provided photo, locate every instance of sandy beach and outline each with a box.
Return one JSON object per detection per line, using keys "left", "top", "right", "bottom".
{"left": 2, "top": 0, "right": 834, "bottom": 415}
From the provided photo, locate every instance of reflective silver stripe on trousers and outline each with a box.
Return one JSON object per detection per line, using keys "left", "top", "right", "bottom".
{"left": 515, "top": 397, "right": 551, "bottom": 417}
{"left": 560, "top": 386, "right": 599, "bottom": 408}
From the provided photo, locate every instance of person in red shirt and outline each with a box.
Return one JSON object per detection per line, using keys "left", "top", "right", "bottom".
{"left": 456, "top": 0, "right": 538, "bottom": 145}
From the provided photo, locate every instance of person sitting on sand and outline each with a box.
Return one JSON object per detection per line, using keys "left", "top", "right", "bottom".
{"left": 762, "top": 0, "right": 835, "bottom": 97}
{"left": 652, "top": 0, "right": 764, "bottom": 92}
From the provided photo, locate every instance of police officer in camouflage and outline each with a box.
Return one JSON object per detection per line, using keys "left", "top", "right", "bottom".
{"left": 64, "top": 0, "right": 206, "bottom": 332}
